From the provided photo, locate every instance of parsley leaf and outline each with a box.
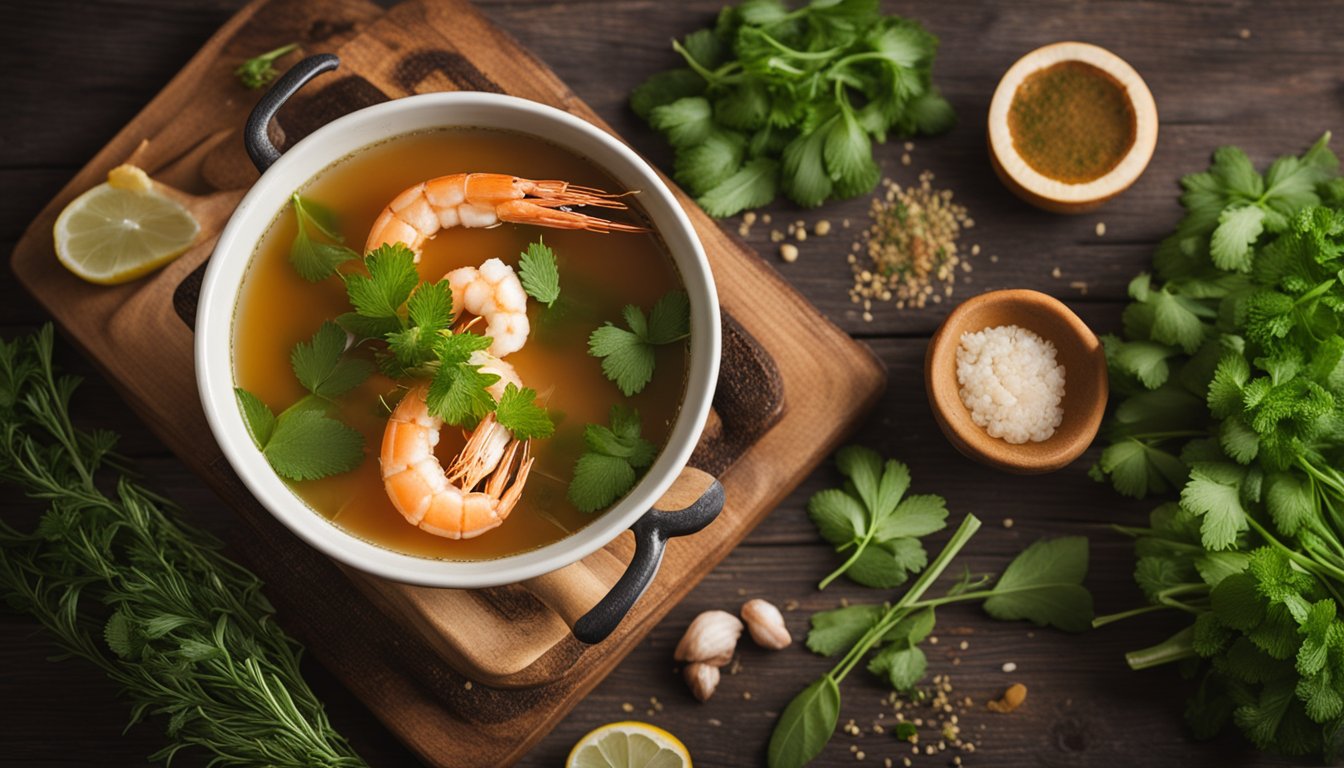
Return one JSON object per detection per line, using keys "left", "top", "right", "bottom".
{"left": 567, "top": 405, "right": 655, "bottom": 513}
{"left": 290, "top": 321, "right": 372, "bottom": 399}
{"left": 288, "top": 194, "right": 358, "bottom": 281}
{"left": 696, "top": 157, "right": 779, "bottom": 219}
{"left": 588, "top": 290, "right": 691, "bottom": 395}
{"left": 494, "top": 382, "right": 554, "bottom": 440}
{"left": 425, "top": 333, "right": 497, "bottom": 427}
{"left": 517, "top": 238, "right": 561, "bottom": 307}
{"left": 343, "top": 243, "right": 419, "bottom": 320}
{"left": 807, "top": 446, "right": 947, "bottom": 589}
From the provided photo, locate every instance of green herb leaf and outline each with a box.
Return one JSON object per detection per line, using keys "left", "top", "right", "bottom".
{"left": 344, "top": 243, "right": 419, "bottom": 319}
{"left": 630, "top": 68, "right": 707, "bottom": 120}
{"left": 235, "top": 43, "right": 299, "bottom": 90}
{"left": 288, "top": 195, "right": 358, "bottom": 281}
{"left": 568, "top": 406, "right": 655, "bottom": 513}
{"left": 808, "top": 448, "right": 947, "bottom": 589}
{"left": 1211, "top": 205, "right": 1266, "bottom": 272}
{"left": 674, "top": 129, "right": 748, "bottom": 196}
{"left": 982, "top": 537, "right": 1093, "bottom": 632}
{"left": 767, "top": 676, "right": 841, "bottom": 768}
{"left": 494, "top": 382, "right": 554, "bottom": 440}
{"left": 806, "top": 604, "right": 884, "bottom": 656}
{"left": 588, "top": 290, "right": 689, "bottom": 396}
{"left": 235, "top": 387, "right": 276, "bottom": 448}
{"left": 867, "top": 641, "right": 926, "bottom": 691}
{"left": 261, "top": 408, "right": 364, "bottom": 481}
{"left": 649, "top": 96, "right": 715, "bottom": 149}
{"left": 425, "top": 333, "right": 498, "bottom": 426}
{"left": 290, "top": 321, "right": 373, "bottom": 399}
{"left": 518, "top": 239, "right": 561, "bottom": 307}
{"left": 696, "top": 157, "right": 780, "bottom": 218}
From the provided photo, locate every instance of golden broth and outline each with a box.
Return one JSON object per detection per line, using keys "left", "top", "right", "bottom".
{"left": 233, "top": 129, "right": 688, "bottom": 560}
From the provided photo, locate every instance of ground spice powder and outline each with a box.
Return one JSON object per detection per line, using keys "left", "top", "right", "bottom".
{"left": 1007, "top": 61, "right": 1136, "bottom": 184}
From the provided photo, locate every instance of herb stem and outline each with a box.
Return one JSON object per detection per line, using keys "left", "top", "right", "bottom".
{"left": 1125, "top": 626, "right": 1198, "bottom": 670}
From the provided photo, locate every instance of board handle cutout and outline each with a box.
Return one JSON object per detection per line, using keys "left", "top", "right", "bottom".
{"left": 569, "top": 468, "right": 724, "bottom": 644}
{"left": 244, "top": 54, "right": 341, "bottom": 172}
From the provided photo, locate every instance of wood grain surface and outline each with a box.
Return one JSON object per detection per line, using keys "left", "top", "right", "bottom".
{"left": 1, "top": 0, "right": 1337, "bottom": 766}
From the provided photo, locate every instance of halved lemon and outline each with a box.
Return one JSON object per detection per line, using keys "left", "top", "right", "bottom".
{"left": 53, "top": 164, "right": 199, "bottom": 285}
{"left": 567, "top": 721, "right": 692, "bottom": 768}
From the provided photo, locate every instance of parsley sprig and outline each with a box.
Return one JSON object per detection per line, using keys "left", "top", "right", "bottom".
{"left": 631, "top": 0, "right": 954, "bottom": 217}
{"left": 289, "top": 194, "right": 359, "bottom": 282}
{"left": 808, "top": 446, "right": 948, "bottom": 589}
{"left": 0, "top": 326, "right": 365, "bottom": 767}
{"left": 235, "top": 322, "right": 369, "bottom": 481}
{"left": 770, "top": 447, "right": 1093, "bottom": 768}
{"left": 234, "top": 42, "right": 299, "bottom": 90}
{"left": 588, "top": 290, "right": 690, "bottom": 396}
{"left": 1091, "top": 133, "right": 1344, "bottom": 758}
{"left": 568, "top": 405, "right": 656, "bottom": 513}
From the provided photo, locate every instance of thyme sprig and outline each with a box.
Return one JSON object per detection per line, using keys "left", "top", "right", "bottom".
{"left": 0, "top": 326, "right": 365, "bottom": 767}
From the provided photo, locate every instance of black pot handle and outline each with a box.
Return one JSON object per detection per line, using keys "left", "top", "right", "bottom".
{"left": 244, "top": 54, "right": 341, "bottom": 173}
{"left": 572, "top": 478, "right": 726, "bottom": 644}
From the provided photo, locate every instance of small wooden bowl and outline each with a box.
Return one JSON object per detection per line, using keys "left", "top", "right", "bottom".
{"left": 925, "top": 290, "right": 1108, "bottom": 474}
{"left": 988, "top": 41, "right": 1158, "bottom": 213}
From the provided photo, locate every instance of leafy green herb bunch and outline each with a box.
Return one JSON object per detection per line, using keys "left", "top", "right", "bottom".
{"left": 631, "top": 0, "right": 955, "bottom": 218}
{"left": 1092, "top": 133, "right": 1344, "bottom": 758}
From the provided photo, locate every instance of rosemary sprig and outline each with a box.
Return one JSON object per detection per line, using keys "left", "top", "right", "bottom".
{"left": 0, "top": 326, "right": 366, "bottom": 767}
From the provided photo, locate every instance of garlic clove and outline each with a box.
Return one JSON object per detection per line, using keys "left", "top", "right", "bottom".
{"left": 674, "top": 610, "right": 743, "bottom": 664}
{"left": 684, "top": 661, "right": 720, "bottom": 702}
{"left": 740, "top": 598, "right": 792, "bottom": 650}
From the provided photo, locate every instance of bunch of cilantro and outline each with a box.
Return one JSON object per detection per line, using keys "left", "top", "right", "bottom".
{"left": 1092, "top": 132, "right": 1344, "bottom": 759}
{"left": 630, "top": 0, "right": 954, "bottom": 218}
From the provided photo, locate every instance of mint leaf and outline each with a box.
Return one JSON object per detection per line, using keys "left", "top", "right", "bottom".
{"left": 290, "top": 321, "right": 372, "bottom": 399}
{"left": 982, "top": 537, "right": 1093, "bottom": 632}
{"left": 262, "top": 409, "right": 364, "bottom": 481}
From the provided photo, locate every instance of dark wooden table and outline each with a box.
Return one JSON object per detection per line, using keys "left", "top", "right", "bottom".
{"left": 2, "top": 1, "right": 1336, "bottom": 765}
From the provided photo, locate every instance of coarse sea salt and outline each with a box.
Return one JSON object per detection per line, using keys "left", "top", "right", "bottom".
{"left": 956, "top": 325, "right": 1065, "bottom": 444}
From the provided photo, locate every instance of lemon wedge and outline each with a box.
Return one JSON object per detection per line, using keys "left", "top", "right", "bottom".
{"left": 53, "top": 164, "right": 199, "bottom": 285}
{"left": 567, "top": 721, "right": 692, "bottom": 768}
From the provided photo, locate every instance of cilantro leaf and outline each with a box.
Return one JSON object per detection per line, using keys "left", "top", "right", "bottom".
{"left": 1211, "top": 205, "right": 1266, "bottom": 272}
{"left": 386, "top": 279, "right": 454, "bottom": 370}
{"left": 588, "top": 290, "right": 690, "bottom": 396}
{"left": 494, "top": 382, "right": 554, "bottom": 440}
{"left": 262, "top": 408, "right": 364, "bottom": 481}
{"left": 567, "top": 406, "right": 656, "bottom": 513}
{"left": 1180, "top": 464, "right": 1250, "bottom": 550}
{"left": 982, "top": 537, "right": 1093, "bottom": 632}
{"left": 290, "top": 321, "right": 372, "bottom": 399}
{"left": 867, "top": 641, "right": 926, "bottom": 691}
{"left": 1095, "top": 439, "right": 1188, "bottom": 499}
{"left": 344, "top": 243, "right": 419, "bottom": 320}
{"left": 630, "top": 68, "right": 707, "bottom": 120}
{"left": 649, "top": 96, "right": 715, "bottom": 149}
{"left": 675, "top": 130, "right": 747, "bottom": 197}
{"left": 808, "top": 447, "right": 947, "bottom": 589}
{"left": 288, "top": 195, "right": 358, "bottom": 281}
{"left": 696, "top": 157, "right": 780, "bottom": 218}
{"left": 517, "top": 239, "right": 561, "bottom": 307}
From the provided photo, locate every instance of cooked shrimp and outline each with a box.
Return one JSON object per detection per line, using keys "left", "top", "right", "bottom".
{"left": 380, "top": 354, "right": 533, "bottom": 540}
{"left": 365, "top": 173, "right": 645, "bottom": 260}
{"left": 446, "top": 257, "right": 529, "bottom": 358}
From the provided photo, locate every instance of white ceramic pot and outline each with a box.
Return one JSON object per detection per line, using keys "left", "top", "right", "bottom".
{"left": 195, "top": 56, "right": 722, "bottom": 643}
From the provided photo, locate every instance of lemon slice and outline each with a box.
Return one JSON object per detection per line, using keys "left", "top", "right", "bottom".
{"left": 53, "top": 164, "right": 199, "bottom": 285}
{"left": 567, "top": 721, "right": 692, "bottom": 768}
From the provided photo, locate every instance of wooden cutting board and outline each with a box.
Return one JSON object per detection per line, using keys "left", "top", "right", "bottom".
{"left": 9, "top": 0, "right": 886, "bottom": 764}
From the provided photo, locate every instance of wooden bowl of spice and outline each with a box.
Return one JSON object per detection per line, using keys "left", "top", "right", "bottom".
{"left": 925, "top": 289, "right": 1107, "bottom": 473}
{"left": 988, "top": 42, "right": 1157, "bottom": 213}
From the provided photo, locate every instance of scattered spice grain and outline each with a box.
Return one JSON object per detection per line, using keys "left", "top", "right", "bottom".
{"left": 987, "top": 683, "right": 1028, "bottom": 713}
{"left": 815, "top": 219, "right": 832, "bottom": 236}
{"left": 780, "top": 243, "right": 799, "bottom": 263}
{"left": 850, "top": 172, "right": 975, "bottom": 315}
{"left": 1003, "top": 517, "right": 1014, "bottom": 528}
{"left": 1094, "top": 221, "right": 1106, "bottom": 236}
{"left": 1001, "top": 662, "right": 1018, "bottom": 673}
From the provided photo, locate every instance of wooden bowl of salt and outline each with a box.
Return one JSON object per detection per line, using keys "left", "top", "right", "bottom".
{"left": 925, "top": 289, "right": 1107, "bottom": 474}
